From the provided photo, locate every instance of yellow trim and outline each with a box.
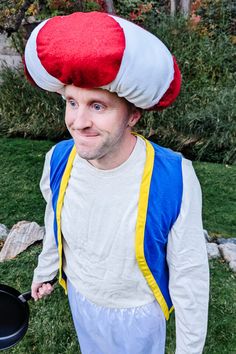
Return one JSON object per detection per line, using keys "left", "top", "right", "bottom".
{"left": 135, "top": 136, "right": 171, "bottom": 320}
{"left": 56, "top": 145, "right": 77, "bottom": 294}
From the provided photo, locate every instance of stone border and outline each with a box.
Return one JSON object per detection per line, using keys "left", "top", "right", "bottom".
{"left": 204, "top": 230, "right": 236, "bottom": 272}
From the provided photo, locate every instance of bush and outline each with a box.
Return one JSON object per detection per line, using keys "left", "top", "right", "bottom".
{"left": 142, "top": 84, "right": 236, "bottom": 165}
{"left": 0, "top": 65, "right": 68, "bottom": 140}
{"left": 134, "top": 12, "right": 236, "bottom": 165}
{"left": 194, "top": 0, "right": 236, "bottom": 38}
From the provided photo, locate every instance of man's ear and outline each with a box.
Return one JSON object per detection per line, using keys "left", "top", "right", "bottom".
{"left": 128, "top": 109, "right": 142, "bottom": 127}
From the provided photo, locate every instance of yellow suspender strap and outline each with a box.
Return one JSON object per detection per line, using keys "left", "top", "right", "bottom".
{"left": 56, "top": 145, "right": 77, "bottom": 293}
{"left": 135, "top": 135, "right": 171, "bottom": 320}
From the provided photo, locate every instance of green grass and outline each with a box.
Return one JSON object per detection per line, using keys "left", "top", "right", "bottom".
{"left": 0, "top": 244, "right": 80, "bottom": 354}
{"left": 0, "top": 137, "right": 236, "bottom": 353}
{"left": 166, "top": 260, "right": 236, "bottom": 354}
{"left": 194, "top": 161, "right": 236, "bottom": 238}
{"left": 166, "top": 259, "right": 236, "bottom": 354}
{"left": 0, "top": 138, "right": 54, "bottom": 228}
{"left": 204, "top": 260, "right": 236, "bottom": 354}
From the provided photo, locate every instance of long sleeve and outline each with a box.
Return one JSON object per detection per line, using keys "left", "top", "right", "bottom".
{"left": 167, "top": 158, "right": 209, "bottom": 354}
{"left": 33, "top": 146, "right": 59, "bottom": 283}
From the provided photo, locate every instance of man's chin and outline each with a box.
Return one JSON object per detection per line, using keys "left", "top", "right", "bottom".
{"left": 76, "top": 147, "right": 102, "bottom": 161}
{"left": 74, "top": 139, "right": 108, "bottom": 161}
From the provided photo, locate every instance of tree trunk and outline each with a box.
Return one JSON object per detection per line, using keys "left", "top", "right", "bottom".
{"left": 104, "top": 0, "right": 116, "bottom": 14}
{"left": 170, "top": 0, "right": 177, "bottom": 16}
{"left": 180, "top": 0, "right": 191, "bottom": 17}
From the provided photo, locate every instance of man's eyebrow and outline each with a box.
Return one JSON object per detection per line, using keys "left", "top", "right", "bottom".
{"left": 87, "top": 97, "right": 110, "bottom": 105}
{"left": 63, "top": 91, "right": 115, "bottom": 104}
{"left": 64, "top": 93, "right": 75, "bottom": 99}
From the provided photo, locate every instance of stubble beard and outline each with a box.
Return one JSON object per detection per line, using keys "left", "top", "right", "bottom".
{"left": 74, "top": 126, "right": 128, "bottom": 163}
{"left": 76, "top": 137, "right": 113, "bottom": 161}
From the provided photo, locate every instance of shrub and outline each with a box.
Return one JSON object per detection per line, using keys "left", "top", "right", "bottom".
{"left": 0, "top": 65, "right": 68, "bottom": 140}
{"left": 193, "top": 0, "right": 236, "bottom": 38}
{"left": 141, "top": 83, "right": 236, "bottom": 165}
{"left": 135, "top": 12, "right": 236, "bottom": 165}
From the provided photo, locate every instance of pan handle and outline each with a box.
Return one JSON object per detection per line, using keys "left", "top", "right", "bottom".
{"left": 18, "top": 278, "right": 57, "bottom": 303}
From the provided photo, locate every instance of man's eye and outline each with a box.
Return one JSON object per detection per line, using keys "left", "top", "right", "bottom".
{"left": 68, "top": 99, "right": 77, "bottom": 108}
{"left": 92, "top": 103, "right": 104, "bottom": 111}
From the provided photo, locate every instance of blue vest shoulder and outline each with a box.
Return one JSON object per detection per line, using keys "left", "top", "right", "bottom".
{"left": 50, "top": 139, "right": 74, "bottom": 192}
{"left": 144, "top": 140, "right": 183, "bottom": 312}
{"left": 149, "top": 141, "right": 183, "bottom": 228}
{"left": 50, "top": 139, "right": 74, "bottom": 246}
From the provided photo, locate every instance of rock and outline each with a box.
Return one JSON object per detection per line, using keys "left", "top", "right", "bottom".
{"left": 0, "top": 221, "right": 45, "bottom": 262}
{"left": 0, "top": 224, "right": 9, "bottom": 251}
{"left": 217, "top": 238, "right": 236, "bottom": 245}
{"left": 24, "top": 16, "right": 37, "bottom": 24}
{"left": 0, "top": 224, "right": 9, "bottom": 240}
{"left": 219, "top": 243, "right": 236, "bottom": 272}
{"left": 0, "top": 34, "right": 21, "bottom": 70}
{"left": 206, "top": 243, "right": 220, "bottom": 259}
{"left": 229, "top": 261, "right": 236, "bottom": 272}
{"left": 203, "top": 229, "right": 212, "bottom": 242}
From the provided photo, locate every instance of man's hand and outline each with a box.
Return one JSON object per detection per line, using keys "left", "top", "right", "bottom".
{"left": 31, "top": 282, "right": 54, "bottom": 301}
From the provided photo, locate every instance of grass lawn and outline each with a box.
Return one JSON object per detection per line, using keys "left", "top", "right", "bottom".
{"left": 0, "top": 137, "right": 236, "bottom": 353}
{"left": 194, "top": 161, "right": 236, "bottom": 238}
{"left": 0, "top": 138, "right": 54, "bottom": 228}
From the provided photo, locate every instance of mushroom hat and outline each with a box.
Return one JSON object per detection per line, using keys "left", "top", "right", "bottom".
{"left": 24, "top": 11, "right": 181, "bottom": 110}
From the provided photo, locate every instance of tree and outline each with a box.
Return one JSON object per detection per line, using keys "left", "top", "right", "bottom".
{"left": 0, "top": 0, "right": 35, "bottom": 36}
{"left": 0, "top": 0, "right": 195, "bottom": 39}
{"left": 104, "top": 0, "right": 115, "bottom": 14}
{"left": 180, "top": 0, "right": 191, "bottom": 16}
{"left": 170, "top": 0, "right": 177, "bottom": 16}
{"left": 0, "top": 0, "right": 117, "bottom": 37}
{"left": 170, "top": 0, "right": 192, "bottom": 17}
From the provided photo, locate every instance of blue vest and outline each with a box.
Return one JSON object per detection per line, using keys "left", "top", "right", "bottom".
{"left": 49, "top": 135, "right": 183, "bottom": 320}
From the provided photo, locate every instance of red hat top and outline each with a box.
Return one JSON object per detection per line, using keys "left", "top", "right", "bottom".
{"left": 24, "top": 12, "right": 181, "bottom": 110}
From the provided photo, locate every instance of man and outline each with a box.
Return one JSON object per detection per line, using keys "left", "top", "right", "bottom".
{"left": 24, "top": 11, "right": 209, "bottom": 354}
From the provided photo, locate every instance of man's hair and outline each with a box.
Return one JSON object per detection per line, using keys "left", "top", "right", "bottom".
{"left": 126, "top": 99, "right": 142, "bottom": 116}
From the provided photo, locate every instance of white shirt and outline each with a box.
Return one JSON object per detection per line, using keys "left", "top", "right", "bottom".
{"left": 62, "top": 137, "right": 155, "bottom": 307}
{"left": 34, "top": 136, "right": 209, "bottom": 354}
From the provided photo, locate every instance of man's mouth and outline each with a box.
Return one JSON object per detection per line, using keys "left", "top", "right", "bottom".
{"left": 72, "top": 130, "right": 101, "bottom": 141}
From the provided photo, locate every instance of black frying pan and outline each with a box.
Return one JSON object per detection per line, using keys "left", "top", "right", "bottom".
{"left": 0, "top": 279, "right": 56, "bottom": 350}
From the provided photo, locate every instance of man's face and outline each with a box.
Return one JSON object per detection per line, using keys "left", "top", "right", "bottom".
{"left": 64, "top": 85, "right": 140, "bottom": 167}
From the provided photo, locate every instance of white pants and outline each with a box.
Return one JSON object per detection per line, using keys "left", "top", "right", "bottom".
{"left": 67, "top": 280, "right": 166, "bottom": 354}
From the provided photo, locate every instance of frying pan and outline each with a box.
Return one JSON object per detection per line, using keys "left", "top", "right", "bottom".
{"left": 0, "top": 279, "right": 56, "bottom": 350}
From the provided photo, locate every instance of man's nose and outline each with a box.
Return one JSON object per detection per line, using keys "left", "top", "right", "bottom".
{"left": 72, "top": 107, "right": 92, "bottom": 130}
